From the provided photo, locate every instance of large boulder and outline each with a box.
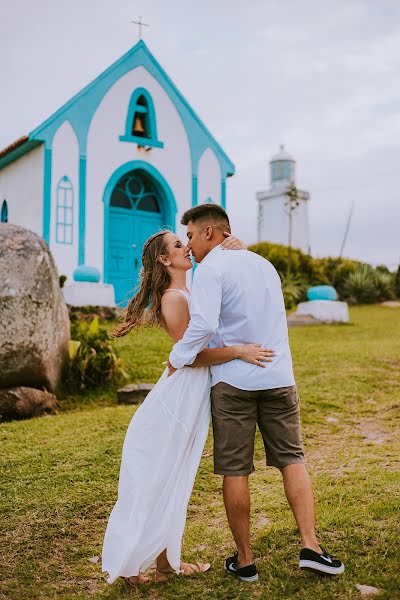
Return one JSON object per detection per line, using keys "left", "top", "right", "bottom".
{"left": 0, "top": 224, "right": 70, "bottom": 393}
{"left": 0, "top": 387, "right": 58, "bottom": 421}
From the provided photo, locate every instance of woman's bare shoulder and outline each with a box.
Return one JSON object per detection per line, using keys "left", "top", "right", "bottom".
{"left": 161, "top": 289, "right": 189, "bottom": 307}
{"left": 160, "top": 290, "right": 190, "bottom": 339}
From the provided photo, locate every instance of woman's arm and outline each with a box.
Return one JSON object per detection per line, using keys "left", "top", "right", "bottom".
{"left": 190, "top": 344, "right": 274, "bottom": 368}
{"left": 161, "top": 292, "right": 274, "bottom": 371}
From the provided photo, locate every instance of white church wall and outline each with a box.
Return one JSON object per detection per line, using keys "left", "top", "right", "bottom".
{"left": 197, "top": 148, "right": 221, "bottom": 205}
{"left": 49, "top": 120, "right": 80, "bottom": 280}
{"left": 85, "top": 65, "right": 192, "bottom": 277}
{"left": 0, "top": 145, "right": 44, "bottom": 235}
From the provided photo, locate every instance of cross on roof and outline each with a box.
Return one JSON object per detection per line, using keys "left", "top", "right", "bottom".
{"left": 131, "top": 16, "right": 150, "bottom": 40}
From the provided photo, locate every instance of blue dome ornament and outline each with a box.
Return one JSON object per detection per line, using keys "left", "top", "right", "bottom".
{"left": 307, "top": 285, "right": 337, "bottom": 301}
{"left": 73, "top": 265, "right": 101, "bottom": 283}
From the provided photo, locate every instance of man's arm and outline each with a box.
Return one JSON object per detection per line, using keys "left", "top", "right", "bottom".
{"left": 168, "top": 265, "right": 222, "bottom": 369}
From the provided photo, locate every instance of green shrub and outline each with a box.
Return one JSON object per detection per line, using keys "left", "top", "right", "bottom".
{"left": 249, "top": 241, "right": 300, "bottom": 277}
{"left": 341, "top": 265, "right": 395, "bottom": 304}
{"left": 248, "top": 241, "right": 356, "bottom": 303}
{"left": 316, "top": 257, "right": 360, "bottom": 297}
{"left": 342, "top": 265, "right": 377, "bottom": 304}
{"left": 248, "top": 241, "right": 397, "bottom": 305}
{"left": 371, "top": 269, "right": 396, "bottom": 302}
{"left": 280, "top": 273, "right": 307, "bottom": 309}
{"left": 395, "top": 266, "right": 400, "bottom": 297}
{"left": 63, "top": 317, "right": 127, "bottom": 391}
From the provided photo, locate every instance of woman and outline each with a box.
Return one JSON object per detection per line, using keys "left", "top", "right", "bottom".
{"left": 102, "top": 230, "right": 273, "bottom": 585}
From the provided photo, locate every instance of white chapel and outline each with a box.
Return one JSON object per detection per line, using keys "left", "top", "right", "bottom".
{"left": 256, "top": 146, "right": 310, "bottom": 254}
{"left": 0, "top": 40, "right": 235, "bottom": 307}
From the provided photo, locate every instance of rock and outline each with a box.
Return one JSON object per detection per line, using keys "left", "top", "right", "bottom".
{"left": 326, "top": 416, "right": 339, "bottom": 423}
{"left": 287, "top": 312, "right": 321, "bottom": 327}
{"left": 117, "top": 383, "right": 155, "bottom": 404}
{"left": 295, "top": 300, "right": 350, "bottom": 323}
{"left": 0, "top": 224, "right": 70, "bottom": 393}
{"left": 355, "top": 584, "right": 380, "bottom": 596}
{"left": 0, "top": 387, "right": 58, "bottom": 421}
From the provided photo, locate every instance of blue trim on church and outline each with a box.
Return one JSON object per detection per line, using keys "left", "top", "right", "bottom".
{"left": 1, "top": 200, "right": 8, "bottom": 223}
{"left": 42, "top": 147, "right": 52, "bottom": 244}
{"left": 221, "top": 179, "right": 226, "bottom": 209}
{"left": 78, "top": 156, "right": 86, "bottom": 264}
{"left": 191, "top": 175, "right": 198, "bottom": 207}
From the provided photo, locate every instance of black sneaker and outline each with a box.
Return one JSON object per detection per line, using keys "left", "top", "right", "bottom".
{"left": 299, "top": 547, "right": 345, "bottom": 575}
{"left": 225, "top": 551, "right": 259, "bottom": 582}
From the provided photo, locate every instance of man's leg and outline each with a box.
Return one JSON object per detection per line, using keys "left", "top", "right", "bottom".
{"left": 258, "top": 386, "right": 320, "bottom": 550}
{"left": 258, "top": 387, "right": 344, "bottom": 574}
{"left": 223, "top": 475, "right": 253, "bottom": 567}
{"left": 211, "top": 383, "right": 258, "bottom": 569}
{"left": 281, "top": 462, "right": 345, "bottom": 575}
{"left": 280, "top": 463, "right": 322, "bottom": 552}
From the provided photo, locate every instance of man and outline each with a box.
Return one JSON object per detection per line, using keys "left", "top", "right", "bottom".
{"left": 168, "top": 204, "right": 344, "bottom": 582}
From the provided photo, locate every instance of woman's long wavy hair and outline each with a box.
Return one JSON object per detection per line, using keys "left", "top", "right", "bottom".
{"left": 111, "top": 230, "right": 171, "bottom": 337}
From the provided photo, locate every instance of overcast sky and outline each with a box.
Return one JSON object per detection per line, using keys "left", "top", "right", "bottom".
{"left": 1, "top": 0, "right": 399, "bottom": 267}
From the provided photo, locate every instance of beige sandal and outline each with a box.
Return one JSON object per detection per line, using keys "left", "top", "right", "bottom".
{"left": 122, "top": 573, "right": 151, "bottom": 586}
{"left": 156, "top": 561, "right": 211, "bottom": 584}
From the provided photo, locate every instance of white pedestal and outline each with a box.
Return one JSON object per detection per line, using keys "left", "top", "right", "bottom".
{"left": 295, "top": 300, "right": 349, "bottom": 323}
{"left": 63, "top": 282, "right": 116, "bottom": 307}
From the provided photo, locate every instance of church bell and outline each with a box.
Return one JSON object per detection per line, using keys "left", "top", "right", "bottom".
{"left": 132, "top": 113, "right": 146, "bottom": 136}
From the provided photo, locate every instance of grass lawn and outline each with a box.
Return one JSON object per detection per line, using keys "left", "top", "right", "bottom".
{"left": 1, "top": 305, "right": 399, "bottom": 600}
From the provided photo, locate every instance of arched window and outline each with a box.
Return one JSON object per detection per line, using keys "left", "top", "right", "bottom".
{"left": 1, "top": 200, "right": 8, "bottom": 223}
{"left": 119, "top": 88, "right": 164, "bottom": 149}
{"left": 110, "top": 171, "right": 161, "bottom": 213}
{"left": 56, "top": 176, "right": 74, "bottom": 244}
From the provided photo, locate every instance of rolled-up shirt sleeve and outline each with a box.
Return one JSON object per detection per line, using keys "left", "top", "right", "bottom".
{"left": 169, "top": 265, "right": 222, "bottom": 369}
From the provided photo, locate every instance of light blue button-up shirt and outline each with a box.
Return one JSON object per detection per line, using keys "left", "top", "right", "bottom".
{"left": 169, "top": 245, "right": 295, "bottom": 391}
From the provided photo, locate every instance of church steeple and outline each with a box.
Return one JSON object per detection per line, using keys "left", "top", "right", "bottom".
{"left": 270, "top": 145, "right": 295, "bottom": 188}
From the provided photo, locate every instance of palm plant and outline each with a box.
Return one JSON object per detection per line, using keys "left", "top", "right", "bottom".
{"left": 280, "top": 273, "right": 307, "bottom": 309}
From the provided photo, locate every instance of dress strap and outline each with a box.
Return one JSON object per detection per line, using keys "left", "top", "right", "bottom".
{"left": 164, "top": 289, "right": 191, "bottom": 303}
{"left": 164, "top": 288, "right": 190, "bottom": 294}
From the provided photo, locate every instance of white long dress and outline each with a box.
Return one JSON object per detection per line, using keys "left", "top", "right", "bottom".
{"left": 102, "top": 290, "right": 211, "bottom": 583}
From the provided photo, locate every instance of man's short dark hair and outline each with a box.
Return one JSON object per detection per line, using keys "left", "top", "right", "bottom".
{"left": 181, "top": 204, "right": 230, "bottom": 229}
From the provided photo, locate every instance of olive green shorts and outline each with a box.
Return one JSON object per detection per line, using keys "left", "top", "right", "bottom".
{"left": 210, "top": 382, "right": 304, "bottom": 475}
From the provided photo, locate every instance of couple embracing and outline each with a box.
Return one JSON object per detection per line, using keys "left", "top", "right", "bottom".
{"left": 102, "top": 204, "right": 344, "bottom": 586}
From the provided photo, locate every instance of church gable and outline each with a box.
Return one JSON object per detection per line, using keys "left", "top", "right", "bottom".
{"left": 28, "top": 41, "right": 235, "bottom": 177}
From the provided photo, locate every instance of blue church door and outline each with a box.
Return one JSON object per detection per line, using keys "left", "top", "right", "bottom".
{"left": 107, "top": 170, "right": 165, "bottom": 306}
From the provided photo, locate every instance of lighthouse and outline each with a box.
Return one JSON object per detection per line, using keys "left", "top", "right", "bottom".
{"left": 256, "top": 146, "right": 311, "bottom": 254}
